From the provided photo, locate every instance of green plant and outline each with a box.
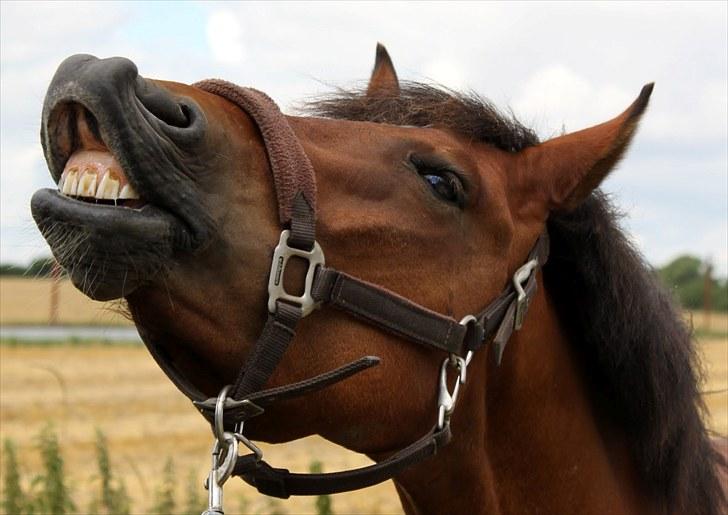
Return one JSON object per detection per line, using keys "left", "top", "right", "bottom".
{"left": 260, "top": 496, "right": 287, "bottom": 515}
{"left": 88, "top": 429, "right": 131, "bottom": 514}
{"left": 237, "top": 491, "right": 250, "bottom": 514}
{"left": 150, "top": 457, "right": 176, "bottom": 514}
{"left": 32, "top": 424, "right": 75, "bottom": 514}
{"left": 182, "top": 468, "right": 205, "bottom": 515}
{"left": 309, "top": 460, "right": 332, "bottom": 515}
{"left": 2, "top": 439, "right": 27, "bottom": 514}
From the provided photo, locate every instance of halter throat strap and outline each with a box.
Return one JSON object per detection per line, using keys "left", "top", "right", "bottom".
{"left": 146, "top": 79, "right": 550, "bottom": 499}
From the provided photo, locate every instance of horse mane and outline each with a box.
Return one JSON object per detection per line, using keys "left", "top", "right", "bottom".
{"left": 303, "top": 82, "right": 539, "bottom": 152}
{"left": 546, "top": 192, "right": 726, "bottom": 514}
{"left": 305, "top": 85, "right": 726, "bottom": 513}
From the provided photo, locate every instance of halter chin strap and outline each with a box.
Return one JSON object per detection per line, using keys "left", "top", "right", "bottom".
{"left": 143, "top": 79, "right": 549, "bottom": 500}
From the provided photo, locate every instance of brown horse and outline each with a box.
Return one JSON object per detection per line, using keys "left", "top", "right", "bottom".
{"left": 32, "top": 46, "right": 725, "bottom": 514}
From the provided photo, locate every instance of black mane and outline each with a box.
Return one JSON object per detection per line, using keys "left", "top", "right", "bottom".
{"left": 303, "top": 82, "right": 539, "bottom": 152}
{"left": 306, "top": 84, "right": 725, "bottom": 514}
{"left": 547, "top": 192, "right": 725, "bottom": 515}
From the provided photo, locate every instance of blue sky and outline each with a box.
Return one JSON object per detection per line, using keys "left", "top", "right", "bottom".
{"left": 1, "top": 1, "right": 726, "bottom": 273}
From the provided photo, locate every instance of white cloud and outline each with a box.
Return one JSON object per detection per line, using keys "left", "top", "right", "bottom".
{"left": 0, "top": 142, "right": 52, "bottom": 265}
{"left": 0, "top": 143, "right": 46, "bottom": 225}
{"left": 640, "top": 79, "right": 728, "bottom": 148}
{"left": 511, "top": 65, "right": 634, "bottom": 138}
{"left": 422, "top": 58, "right": 468, "bottom": 90}
{"left": 206, "top": 10, "right": 245, "bottom": 66}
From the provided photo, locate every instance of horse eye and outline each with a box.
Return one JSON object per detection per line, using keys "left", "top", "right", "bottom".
{"left": 421, "top": 171, "right": 465, "bottom": 208}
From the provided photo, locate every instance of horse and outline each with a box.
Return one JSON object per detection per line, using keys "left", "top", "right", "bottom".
{"left": 31, "top": 45, "right": 726, "bottom": 514}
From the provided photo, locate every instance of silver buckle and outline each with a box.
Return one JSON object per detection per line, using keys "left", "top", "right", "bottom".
{"left": 512, "top": 259, "right": 538, "bottom": 330}
{"left": 267, "top": 230, "right": 325, "bottom": 316}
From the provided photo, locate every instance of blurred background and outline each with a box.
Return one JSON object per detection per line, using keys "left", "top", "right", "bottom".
{"left": 1, "top": 2, "right": 726, "bottom": 514}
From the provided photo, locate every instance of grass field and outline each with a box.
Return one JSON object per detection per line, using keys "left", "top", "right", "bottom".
{"left": 0, "top": 345, "right": 403, "bottom": 515}
{"left": 0, "top": 278, "right": 131, "bottom": 326}
{"left": 1, "top": 336, "right": 725, "bottom": 515}
{"left": 0, "top": 278, "right": 726, "bottom": 514}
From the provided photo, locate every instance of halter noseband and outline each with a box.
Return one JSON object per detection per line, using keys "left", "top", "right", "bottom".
{"left": 140, "top": 79, "right": 549, "bottom": 507}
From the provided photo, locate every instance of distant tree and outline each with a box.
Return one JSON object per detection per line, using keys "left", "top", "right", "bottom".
{"left": 658, "top": 255, "right": 727, "bottom": 312}
{"left": 0, "top": 257, "right": 66, "bottom": 278}
{"left": 659, "top": 255, "right": 702, "bottom": 286}
{"left": 714, "top": 278, "right": 728, "bottom": 311}
{"left": 25, "top": 257, "right": 58, "bottom": 278}
{"left": 0, "top": 263, "right": 26, "bottom": 276}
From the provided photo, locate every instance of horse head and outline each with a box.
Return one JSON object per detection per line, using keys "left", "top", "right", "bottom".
{"left": 33, "top": 46, "right": 725, "bottom": 514}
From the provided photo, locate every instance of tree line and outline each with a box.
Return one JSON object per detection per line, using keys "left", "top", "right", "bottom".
{"left": 1, "top": 257, "right": 60, "bottom": 278}
{"left": 1, "top": 255, "right": 726, "bottom": 312}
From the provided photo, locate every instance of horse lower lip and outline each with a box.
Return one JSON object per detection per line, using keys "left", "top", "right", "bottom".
{"left": 30, "top": 188, "right": 183, "bottom": 300}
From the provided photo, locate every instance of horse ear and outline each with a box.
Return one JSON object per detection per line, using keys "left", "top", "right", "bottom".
{"left": 367, "top": 43, "right": 400, "bottom": 97}
{"left": 518, "top": 83, "right": 653, "bottom": 212}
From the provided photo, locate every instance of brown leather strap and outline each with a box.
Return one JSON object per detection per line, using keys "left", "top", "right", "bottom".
{"left": 312, "top": 268, "right": 468, "bottom": 355}
{"left": 311, "top": 233, "right": 550, "bottom": 361}
{"left": 233, "top": 423, "right": 452, "bottom": 498}
{"left": 231, "top": 301, "right": 302, "bottom": 398}
{"left": 194, "top": 356, "right": 381, "bottom": 426}
{"left": 480, "top": 233, "right": 549, "bottom": 364}
{"left": 288, "top": 193, "right": 316, "bottom": 251}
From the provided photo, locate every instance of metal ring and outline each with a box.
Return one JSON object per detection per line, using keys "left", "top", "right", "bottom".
{"left": 214, "top": 385, "right": 232, "bottom": 445}
{"left": 235, "top": 432, "right": 263, "bottom": 462}
{"left": 212, "top": 432, "right": 238, "bottom": 486}
{"left": 459, "top": 315, "right": 477, "bottom": 326}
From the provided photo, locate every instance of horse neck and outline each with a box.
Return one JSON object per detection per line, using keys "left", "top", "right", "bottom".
{"left": 391, "top": 277, "right": 656, "bottom": 515}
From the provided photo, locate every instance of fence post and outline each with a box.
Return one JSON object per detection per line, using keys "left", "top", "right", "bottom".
{"left": 702, "top": 259, "right": 712, "bottom": 332}
{"left": 49, "top": 261, "right": 61, "bottom": 325}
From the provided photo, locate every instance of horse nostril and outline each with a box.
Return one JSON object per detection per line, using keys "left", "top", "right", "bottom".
{"left": 134, "top": 77, "right": 189, "bottom": 128}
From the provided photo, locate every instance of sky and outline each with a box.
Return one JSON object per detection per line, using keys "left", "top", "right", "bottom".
{"left": 1, "top": 1, "right": 726, "bottom": 274}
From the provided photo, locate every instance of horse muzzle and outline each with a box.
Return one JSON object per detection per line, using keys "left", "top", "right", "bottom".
{"left": 31, "top": 54, "right": 214, "bottom": 300}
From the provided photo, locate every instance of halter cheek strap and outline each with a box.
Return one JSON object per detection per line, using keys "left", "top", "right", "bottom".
{"left": 141, "top": 78, "right": 549, "bottom": 500}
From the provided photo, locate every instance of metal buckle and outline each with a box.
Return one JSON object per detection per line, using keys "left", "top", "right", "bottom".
{"left": 512, "top": 259, "right": 538, "bottom": 331}
{"left": 267, "top": 230, "right": 325, "bottom": 316}
{"left": 459, "top": 314, "right": 485, "bottom": 354}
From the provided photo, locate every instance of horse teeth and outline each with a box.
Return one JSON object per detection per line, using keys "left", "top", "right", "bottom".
{"left": 62, "top": 169, "right": 79, "bottom": 196}
{"left": 77, "top": 170, "right": 97, "bottom": 197}
{"left": 95, "top": 173, "right": 120, "bottom": 199}
{"left": 119, "top": 183, "right": 139, "bottom": 199}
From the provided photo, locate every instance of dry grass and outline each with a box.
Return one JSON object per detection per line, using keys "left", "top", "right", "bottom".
{"left": 1, "top": 336, "right": 725, "bottom": 514}
{"left": 0, "top": 278, "right": 131, "bottom": 326}
{"left": 0, "top": 345, "right": 403, "bottom": 515}
{"left": 687, "top": 310, "right": 728, "bottom": 335}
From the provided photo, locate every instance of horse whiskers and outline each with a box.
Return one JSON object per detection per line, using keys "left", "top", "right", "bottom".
{"left": 36, "top": 213, "right": 170, "bottom": 299}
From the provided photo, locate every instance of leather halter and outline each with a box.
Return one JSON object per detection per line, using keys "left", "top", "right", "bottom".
{"left": 142, "top": 79, "right": 549, "bottom": 499}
